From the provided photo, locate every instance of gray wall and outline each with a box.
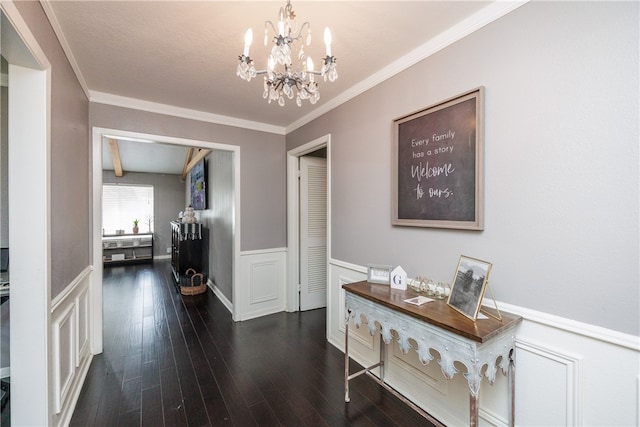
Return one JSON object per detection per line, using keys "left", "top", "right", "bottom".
{"left": 193, "top": 150, "right": 234, "bottom": 300}
{"left": 15, "top": 1, "right": 90, "bottom": 299}
{"left": 287, "top": 2, "right": 639, "bottom": 336}
{"left": 89, "top": 104, "right": 286, "bottom": 252}
{"left": 102, "top": 170, "right": 184, "bottom": 258}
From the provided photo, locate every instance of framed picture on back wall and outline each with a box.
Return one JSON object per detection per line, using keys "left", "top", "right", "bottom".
{"left": 392, "top": 87, "right": 484, "bottom": 230}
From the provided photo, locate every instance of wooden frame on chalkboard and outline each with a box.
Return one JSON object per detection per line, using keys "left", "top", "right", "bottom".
{"left": 447, "top": 255, "right": 492, "bottom": 320}
{"left": 392, "top": 87, "right": 484, "bottom": 230}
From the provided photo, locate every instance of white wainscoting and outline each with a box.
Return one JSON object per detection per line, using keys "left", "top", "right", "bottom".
{"left": 328, "top": 259, "right": 640, "bottom": 426}
{"left": 50, "top": 266, "right": 94, "bottom": 426}
{"left": 237, "top": 248, "right": 287, "bottom": 321}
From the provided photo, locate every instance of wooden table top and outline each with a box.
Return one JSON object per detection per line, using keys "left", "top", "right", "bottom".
{"left": 343, "top": 281, "right": 522, "bottom": 343}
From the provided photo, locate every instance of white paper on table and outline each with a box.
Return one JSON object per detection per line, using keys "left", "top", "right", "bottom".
{"left": 404, "top": 296, "right": 434, "bottom": 306}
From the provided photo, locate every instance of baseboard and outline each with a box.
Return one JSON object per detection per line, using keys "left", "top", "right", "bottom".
{"left": 208, "top": 279, "right": 233, "bottom": 315}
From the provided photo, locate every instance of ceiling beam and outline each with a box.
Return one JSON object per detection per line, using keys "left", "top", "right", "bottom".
{"left": 182, "top": 148, "right": 211, "bottom": 180}
{"left": 181, "top": 147, "right": 194, "bottom": 180}
{"left": 108, "top": 138, "right": 123, "bottom": 177}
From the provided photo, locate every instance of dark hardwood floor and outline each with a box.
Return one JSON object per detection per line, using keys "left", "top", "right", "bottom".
{"left": 70, "top": 260, "right": 437, "bottom": 426}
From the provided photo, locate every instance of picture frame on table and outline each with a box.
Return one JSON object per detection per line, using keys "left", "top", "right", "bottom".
{"left": 367, "top": 264, "right": 392, "bottom": 285}
{"left": 447, "top": 255, "right": 492, "bottom": 320}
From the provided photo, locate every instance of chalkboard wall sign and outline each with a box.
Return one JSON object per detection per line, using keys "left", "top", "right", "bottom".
{"left": 392, "top": 87, "right": 484, "bottom": 230}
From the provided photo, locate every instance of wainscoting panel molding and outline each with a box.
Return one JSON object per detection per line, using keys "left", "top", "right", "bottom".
{"left": 328, "top": 259, "right": 640, "bottom": 426}
{"left": 238, "top": 248, "right": 287, "bottom": 321}
{"left": 514, "top": 338, "right": 583, "bottom": 426}
{"left": 52, "top": 303, "right": 75, "bottom": 414}
{"left": 75, "top": 285, "right": 90, "bottom": 367}
{"left": 50, "top": 267, "right": 94, "bottom": 426}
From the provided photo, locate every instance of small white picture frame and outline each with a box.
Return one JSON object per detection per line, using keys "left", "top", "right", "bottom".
{"left": 367, "top": 264, "right": 392, "bottom": 284}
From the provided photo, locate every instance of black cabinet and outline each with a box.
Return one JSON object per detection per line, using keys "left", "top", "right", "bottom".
{"left": 170, "top": 221, "right": 204, "bottom": 285}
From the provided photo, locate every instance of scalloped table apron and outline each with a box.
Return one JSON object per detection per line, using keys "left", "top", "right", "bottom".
{"left": 343, "top": 281, "right": 522, "bottom": 427}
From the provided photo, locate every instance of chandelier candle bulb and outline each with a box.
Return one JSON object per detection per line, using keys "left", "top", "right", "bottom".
{"left": 307, "top": 57, "right": 314, "bottom": 81}
{"left": 324, "top": 27, "right": 332, "bottom": 57}
{"left": 278, "top": 7, "right": 285, "bottom": 36}
{"left": 243, "top": 29, "right": 253, "bottom": 57}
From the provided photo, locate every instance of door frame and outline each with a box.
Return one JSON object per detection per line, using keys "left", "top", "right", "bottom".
{"left": 286, "top": 134, "right": 331, "bottom": 312}
{"left": 2, "top": 2, "right": 52, "bottom": 424}
{"left": 91, "top": 127, "right": 242, "bottom": 330}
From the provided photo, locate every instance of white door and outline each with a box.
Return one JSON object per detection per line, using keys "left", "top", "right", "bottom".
{"left": 299, "top": 156, "right": 327, "bottom": 311}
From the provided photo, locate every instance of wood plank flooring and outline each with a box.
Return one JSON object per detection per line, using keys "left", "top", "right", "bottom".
{"left": 70, "top": 260, "right": 438, "bottom": 426}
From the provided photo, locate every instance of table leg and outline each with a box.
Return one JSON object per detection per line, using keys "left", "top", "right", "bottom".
{"left": 379, "top": 331, "right": 385, "bottom": 382}
{"left": 470, "top": 393, "right": 479, "bottom": 427}
{"left": 344, "top": 310, "right": 350, "bottom": 403}
{"left": 509, "top": 348, "right": 515, "bottom": 427}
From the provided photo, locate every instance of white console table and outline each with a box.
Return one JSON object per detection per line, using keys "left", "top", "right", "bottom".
{"left": 343, "top": 281, "right": 522, "bottom": 427}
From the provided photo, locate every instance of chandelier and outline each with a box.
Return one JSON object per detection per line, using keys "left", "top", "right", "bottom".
{"left": 236, "top": 0, "right": 338, "bottom": 107}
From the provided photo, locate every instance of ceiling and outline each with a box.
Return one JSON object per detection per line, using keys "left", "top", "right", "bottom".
{"left": 42, "top": 1, "right": 515, "bottom": 174}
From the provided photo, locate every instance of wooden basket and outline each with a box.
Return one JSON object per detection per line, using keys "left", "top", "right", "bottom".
{"left": 180, "top": 268, "right": 206, "bottom": 296}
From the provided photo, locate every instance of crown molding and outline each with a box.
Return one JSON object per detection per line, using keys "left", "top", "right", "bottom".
{"left": 40, "top": 0, "right": 91, "bottom": 100}
{"left": 40, "top": 0, "right": 528, "bottom": 136}
{"left": 285, "top": 0, "right": 529, "bottom": 133}
{"left": 89, "top": 91, "right": 286, "bottom": 135}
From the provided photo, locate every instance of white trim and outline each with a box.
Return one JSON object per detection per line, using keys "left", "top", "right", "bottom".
{"left": 39, "top": 0, "right": 527, "bottom": 135}
{"left": 55, "top": 353, "right": 92, "bottom": 427}
{"left": 334, "top": 259, "right": 640, "bottom": 355}
{"left": 516, "top": 338, "right": 584, "bottom": 426}
{"left": 48, "top": 268, "right": 92, "bottom": 425}
{"left": 208, "top": 279, "right": 233, "bottom": 315}
{"left": 286, "top": 135, "right": 331, "bottom": 313}
{"left": 90, "top": 91, "right": 286, "bottom": 135}
{"left": 2, "top": 3, "right": 52, "bottom": 418}
{"left": 50, "top": 265, "right": 92, "bottom": 312}
{"left": 39, "top": 1, "right": 91, "bottom": 99}
{"left": 241, "top": 247, "right": 287, "bottom": 257}
{"left": 491, "top": 301, "right": 640, "bottom": 351}
{"left": 330, "top": 258, "right": 367, "bottom": 275}
{"left": 52, "top": 303, "right": 75, "bottom": 414}
{"left": 328, "top": 259, "right": 640, "bottom": 426}
{"left": 1, "top": 1, "right": 51, "bottom": 69}
{"left": 285, "top": 0, "right": 529, "bottom": 133}
{"left": 91, "top": 126, "right": 242, "bottom": 329}
{"left": 238, "top": 248, "right": 287, "bottom": 321}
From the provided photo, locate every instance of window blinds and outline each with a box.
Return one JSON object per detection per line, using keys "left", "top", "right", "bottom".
{"left": 102, "top": 184, "right": 154, "bottom": 234}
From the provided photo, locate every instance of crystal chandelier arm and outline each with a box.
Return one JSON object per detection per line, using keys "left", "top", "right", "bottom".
{"left": 290, "top": 21, "right": 310, "bottom": 43}
{"left": 264, "top": 20, "right": 277, "bottom": 35}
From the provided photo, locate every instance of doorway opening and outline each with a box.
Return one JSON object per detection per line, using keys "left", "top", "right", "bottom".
{"left": 91, "top": 127, "right": 242, "bottom": 355}
{"left": 286, "top": 134, "right": 331, "bottom": 313}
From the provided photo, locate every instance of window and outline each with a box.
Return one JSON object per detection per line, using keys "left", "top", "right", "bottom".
{"left": 102, "top": 184, "right": 154, "bottom": 234}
